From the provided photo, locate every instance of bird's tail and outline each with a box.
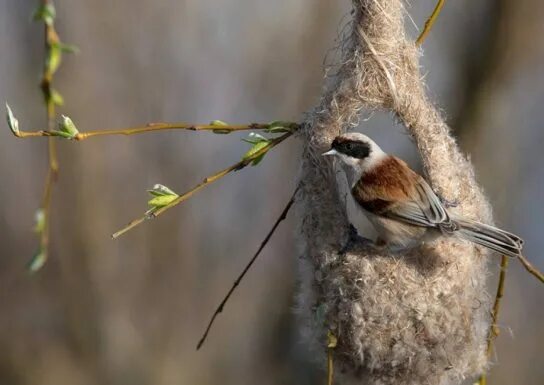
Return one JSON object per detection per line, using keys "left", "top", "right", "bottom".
{"left": 455, "top": 219, "right": 523, "bottom": 258}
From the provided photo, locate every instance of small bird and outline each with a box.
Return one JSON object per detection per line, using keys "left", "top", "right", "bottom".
{"left": 322, "top": 132, "right": 523, "bottom": 257}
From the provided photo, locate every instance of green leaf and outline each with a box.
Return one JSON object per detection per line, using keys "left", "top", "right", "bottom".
{"left": 57, "top": 43, "right": 79, "bottom": 54}
{"left": 266, "top": 120, "right": 293, "bottom": 133}
{"left": 250, "top": 153, "right": 265, "bottom": 166}
{"left": 46, "top": 44, "right": 62, "bottom": 75}
{"left": 50, "top": 89, "right": 64, "bottom": 106}
{"left": 210, "top": 120, "right": 228, "bottom": 127}
{"left": 5, "top": 103, "right": 19, "bottom": 135}
{"left": 28, "top": 249, "right": 47, "bottom": 273}
{"left": 57, "top": 115, "right": 79, "bottom": 138}
{"left": 147, "top": 184, "right": 179, "bottom": 211}
{"left": 241, "top": 132, "right": 273, "bottom": 166}
{"left": 210, "top": 120, "right": 233, "bottom": 133}
{"left": 33, "top": 3, "right": 56, "bottom": 26}
{"left": 34, "top": 209, "right": 45, "bottom": 234}
{"left": 147, "top": 184, "right": 177, "bottom": 197}
{"left": 242, "top": 140, "right": 269, "bottom": 165}
{"left": 50, "top": 130, "right": 74, "bottom": 139}
{"left": 148, "top": 195, "right": 178, "bottom": 207}
{"left": 242, "top": 132, "right": 269, "bottom": 145}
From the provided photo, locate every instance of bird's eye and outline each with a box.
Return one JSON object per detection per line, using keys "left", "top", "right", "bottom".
{"left": 345, "top": 143, "right": 353, "bottom": 150}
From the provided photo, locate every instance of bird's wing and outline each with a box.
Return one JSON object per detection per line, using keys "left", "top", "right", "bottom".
{"left": 353, "top": 156, "right": 452, "bottom": 229}
{"left": 413, "top": 177, "right": 450, "bottom": 224}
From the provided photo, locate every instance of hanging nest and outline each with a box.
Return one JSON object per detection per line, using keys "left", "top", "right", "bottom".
{"left": 296, "top": 1, "right": 493, "bottom": 384}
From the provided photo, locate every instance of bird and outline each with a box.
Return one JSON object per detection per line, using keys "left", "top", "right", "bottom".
{"left": 322, "top": 132, "right": 523, "bottom": 257}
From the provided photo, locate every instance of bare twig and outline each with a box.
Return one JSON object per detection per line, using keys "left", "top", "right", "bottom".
{"left": 416, "top": 0, "right": 446, "bottom": 46}
{"left": 327, "top": 331, "right": 337, "bottom": 385}
{"left": 327, "top": 348, "right": 334, "bottom": 385}
{"left": 112, "top": 131, "right": 294, "bottom": 239}
{"left": 477, "top": 254, "right": 509, "bottom": 385}
{"left": 196, "top": 186, "right": 299, "bottom": 350}
{"left": 518, "top": 254, "right": 544, "bottom": 284}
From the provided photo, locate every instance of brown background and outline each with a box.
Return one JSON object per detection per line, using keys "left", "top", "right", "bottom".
{"left": 0, "top": 1, "right": 542, "bottom": 384}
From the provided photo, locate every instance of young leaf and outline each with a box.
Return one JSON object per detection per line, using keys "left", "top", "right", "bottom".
{"left": 266, "top": 120, "right": 293, "bottom": 133}
{"left": 209, "top": 120, "right": 233, "bottom": 133}
{"left": 241, "top": 132, "right": 273, "bottom": 166}
{"left": 210, "top": 120, "right": 228, "bottom": 127}
{"left": 242, "top": 132, "right": 269, "bottom": 145}
{"left": 50, "top": 89, "right": 64, "bottom": 106}
{"left": 147, "top": 184, "right": 179, "bottom": 213}
{"left": 148, "top": 184, "right": 177, "bottom": 197}
{"left": 148, "top": 195, "right": 178, "bottom": 207}
{"left": 33, "top": 3, "right": 56, "bottom": 26}
{"left": 57, "top": 115, "right": 79, "bottom": 138}
{"left": 5, "top": 103, "right": 19, "bottom": 135}
{"left": 46, "top": 44, "right": 62, "bottom": 75}
{"left": 34, "top": 209, "right": 45, "bottom": 234}
{"left": 50, "top": 130, "right": 75, "bottom": 139}
{"left": 251, "top": 153, "right": 266, "bottom": 166}
{"left": 242, "top": 141, "right": 269, "bottom": 166}
{"left": 57, "top": 43, "right": 80, "bottom": 54}
{"left": 28, "top": 249, "right": 47, "bottom": 273}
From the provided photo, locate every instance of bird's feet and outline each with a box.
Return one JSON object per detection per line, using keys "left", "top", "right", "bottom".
{"left": 371, "top": 237, "right": 389, "bottom": 252}
{"left": 339, "top": 223, "right": 360, "bottom": 255}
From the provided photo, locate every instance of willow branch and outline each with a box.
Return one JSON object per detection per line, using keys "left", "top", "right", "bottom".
{"left": 416, "top": 0, "right": 446, "bottom": 46}
{"left": 33, "top": 0, "right": 60, "bottom": 271}
{"left": 327, "top": 348, "right": 334, "bottom": 385}
{"left": 518, "top": 254, "right": 544, "bottom": 284}
{"left": 112, "top": 131, "right": 294, "bottom": 239}
{"left": 477, "top": 255, "right": 509, "bottom": 385}
{"left": 326, "top": 330, "right": 337, "bottom": 385}
{"left": 196, "top": 185, "right": 299, "bottom": 350}
{"left": 11, "top": 122, "right": 285, "bottom": 140}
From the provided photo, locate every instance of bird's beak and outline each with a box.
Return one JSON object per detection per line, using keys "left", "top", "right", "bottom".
{"left": 322, "top": 149, "right": 338, "bottom": 156}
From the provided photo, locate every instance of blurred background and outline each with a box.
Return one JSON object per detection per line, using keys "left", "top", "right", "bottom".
{"left": 0, "top": 1, "right": 542, "bottom": 384}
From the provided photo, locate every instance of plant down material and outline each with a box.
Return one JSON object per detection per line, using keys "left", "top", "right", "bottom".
{"left": 296, "top": 1, "right": 492, "bottom": 384}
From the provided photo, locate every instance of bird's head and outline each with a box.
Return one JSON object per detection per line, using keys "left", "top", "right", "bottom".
{"left": 323, "top": 132, "right": 386, "bottom": 172}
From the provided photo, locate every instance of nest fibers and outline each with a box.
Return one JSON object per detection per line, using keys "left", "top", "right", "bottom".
{"left": 296, "top": 1, "right": 493, "bottom": 384}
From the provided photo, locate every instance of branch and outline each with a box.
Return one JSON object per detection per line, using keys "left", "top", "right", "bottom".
{"left": 8, "top": 120, "right": 298, "bottom": 140}
{"left": 196, "top": 186, "right": 299, "bottom": 350}
{"left": 416, "top": 0, "right": 446, "bottom": 46}
{"left": 477, "top": 255, "right": 509, "bottom": 385}
{"left": 28, "top": 0, "right": 77, "bottom": 271}
{"left": 327, "top": 331, "right": 337, "bottom": 385}
{"left": 112, "top": 131, "right": 294, "bottom": 239}
{"left": 518, "top": 254, "right": 544, "bottom": 284}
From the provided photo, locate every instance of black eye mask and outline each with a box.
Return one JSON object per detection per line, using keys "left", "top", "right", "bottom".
{"left": 332, "top": 139, "right": 371, "bottom": 159}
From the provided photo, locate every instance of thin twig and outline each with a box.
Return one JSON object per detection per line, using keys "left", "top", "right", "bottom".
{"left": 75, "top": 123, "right": 266, "bottom": 139}
{"left": 34, "top": 0, "right": 60, "bottom": 271}
{"left": 327, "top": 348, "right": 334, "bottom": 385}
{"left": 415, "top": 0, "right": 446, "bottom": 46}
{"left": 477, "top": 254, "right": 509, "bottom": 385}
{"left": 196, "top": 186, "right": 299, "bottom": 350}
{"left": 327, "top": 330, "right": 337, "bottom": 385}
{"left": 12, "top": 123, "right": 273, "bottom": 140}
{"left": 112, "top": 131, "right": 294, "bottom": 239}
{"left": 518, "top": 254, "right": 544, "bottom": 284}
